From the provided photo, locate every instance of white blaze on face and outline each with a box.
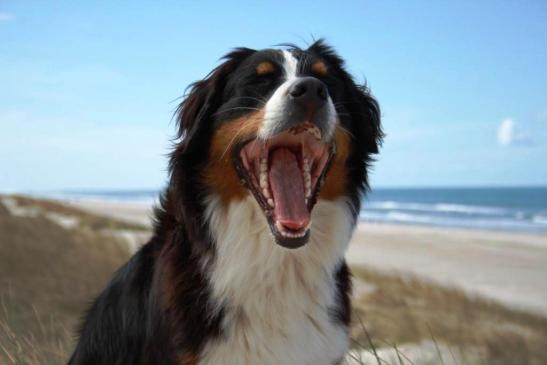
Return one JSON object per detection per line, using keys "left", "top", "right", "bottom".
{"left": 259, "top": 50, "right": 337, "bottom": 140}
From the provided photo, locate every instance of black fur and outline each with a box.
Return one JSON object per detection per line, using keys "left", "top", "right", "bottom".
{"left": 68, "top": 40, "right": 382, "bottom": 365}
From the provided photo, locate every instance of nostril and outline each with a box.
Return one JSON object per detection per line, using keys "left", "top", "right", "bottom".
{"left": 317, "top": 85, "right": 327, "bottom": 100}
{"left": 290, "top": 84, "right": 307, "bottom": 98}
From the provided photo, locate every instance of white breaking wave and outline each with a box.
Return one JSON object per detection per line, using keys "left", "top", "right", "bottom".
{"left": 533, "top": 215, "right": 547, "bottom": 225}
{"left": 365, "top": 201, "right": 508, "bottom": 215}
{"left": 360, "top": 210, "right": 547, "bottom": 233}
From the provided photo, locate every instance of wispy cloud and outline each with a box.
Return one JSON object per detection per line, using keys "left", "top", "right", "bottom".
{"left": 0, "top": 12, "right": 15, "bottom": 22}
{"left": 497, "top": 118, "right": 532, "bottom": 147}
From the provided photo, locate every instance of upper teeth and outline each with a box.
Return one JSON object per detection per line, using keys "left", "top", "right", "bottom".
{"left": 309, "top": 126, "right": 321, "bottom": 140}
{"left": 303, "top": 158, "right": 311, "bottom": 199}
{"left": 260, "top": 158, "right": 268, "bottom": 172}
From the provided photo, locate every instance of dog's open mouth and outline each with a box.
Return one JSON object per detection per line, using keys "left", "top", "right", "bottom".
{"left": 234, "top": 122, "right": 335, "bottom": 248}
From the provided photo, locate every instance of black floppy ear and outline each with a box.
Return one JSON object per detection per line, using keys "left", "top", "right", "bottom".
{"left": 346, "top": 83, "right": 383, "bottom": 155}
{"left": 174, "top": 47, "right": 256, "bottom": 158}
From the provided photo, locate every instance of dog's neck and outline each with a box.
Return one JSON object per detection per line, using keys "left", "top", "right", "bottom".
{"left": 204, "top": 195, "right": 353, "bottom": 308}
{"left": 199, "top": 195, "right": 353, "bottom": 364}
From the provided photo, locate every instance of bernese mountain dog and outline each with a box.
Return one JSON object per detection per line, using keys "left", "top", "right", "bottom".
{"left": 68, "top": 40, "right": 382, "bottom": 365}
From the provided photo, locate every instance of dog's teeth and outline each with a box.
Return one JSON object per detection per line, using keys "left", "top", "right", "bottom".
{"left": 260, "top": 172, "right": 268, "bottom": 188}
{"left": 260, "top": 158, "right": 268, "bottom": 172}
{"left": 303, "top": 159, "right": 310, "bottom": 172}
{"left": 313, "top": 128, "right": 321, "bottom": 140}
{"left": 267, "top": 198, "right": 274, "bottom": 207}
{"left": 263, "top": 188, "right": 271, "bottom": 199}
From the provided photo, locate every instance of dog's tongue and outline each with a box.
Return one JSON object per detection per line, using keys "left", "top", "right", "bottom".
{"left": 268, "top": 148, "right": 310, "bottom": 230}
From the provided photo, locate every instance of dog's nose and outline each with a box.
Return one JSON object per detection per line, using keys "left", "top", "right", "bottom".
{"left": 288, "top": 77, "right": 328, "bottom": 111}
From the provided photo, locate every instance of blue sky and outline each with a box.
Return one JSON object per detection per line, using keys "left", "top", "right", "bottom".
{"left": 1, "top": 0, "right": 546, "bottom": 191}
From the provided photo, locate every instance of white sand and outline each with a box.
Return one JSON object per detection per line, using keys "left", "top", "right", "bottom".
{"left": 68, "top": 199, "right": 547, "bottom": 316}
{"left": 64, "top": 199, "right": 155, "bottom": 227}
{"left": 348, "top": 222, "right": 547, "bottom": 316}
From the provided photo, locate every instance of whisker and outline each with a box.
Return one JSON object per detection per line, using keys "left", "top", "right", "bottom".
{"left": 336, "top": 125, "right": 356, "bottom": 140}
{"left": 228, "top": 96, "right": 268, "bottom": 105}
{"left": 212, "top": 107, "right": 263, "bottom": 117}
{"left": 219, "top": 123, "right": 255, "bottom": 160}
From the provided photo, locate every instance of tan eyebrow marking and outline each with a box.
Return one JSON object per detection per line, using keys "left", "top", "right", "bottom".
{"left": 311, "top": 61, "right": 328, "bottom": 76}
{"left": 256, "top": 61, "right": 275, "bottom": 75}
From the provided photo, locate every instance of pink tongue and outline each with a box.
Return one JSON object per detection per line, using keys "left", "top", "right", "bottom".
{"left": 268, "top": 148, "right": 310, "bottom": 230}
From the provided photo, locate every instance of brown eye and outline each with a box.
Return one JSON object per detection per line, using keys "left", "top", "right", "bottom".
{"left": 256, "top": 62, "right": 275, "bottom": 76}
{"left": 311, "top": 61, "right": 328, "bottom": 77}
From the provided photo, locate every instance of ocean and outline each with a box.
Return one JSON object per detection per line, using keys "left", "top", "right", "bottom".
{"left": 45, "top": 187, "right": 547, "bottom": 234}
{"left": 362, "top": 187, "right": 547, "bottom": 233}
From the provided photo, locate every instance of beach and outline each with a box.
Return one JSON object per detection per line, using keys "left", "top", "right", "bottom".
{"left": 65, "top": 197, "right": 547, "bottom": 315}
{"left": 3, "top": 194, "right": 547, "bottom": 364}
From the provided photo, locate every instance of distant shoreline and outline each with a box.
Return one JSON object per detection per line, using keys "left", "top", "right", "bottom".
{"left": 8, "top": 193, "right": 543, "bottom": 316}
{"left": 19, "top": 186, "right": 547, "bottom": 234}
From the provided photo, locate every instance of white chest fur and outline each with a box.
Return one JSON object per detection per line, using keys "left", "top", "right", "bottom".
{"left": 200, "top": 196, "right": 354, "bottom": 365}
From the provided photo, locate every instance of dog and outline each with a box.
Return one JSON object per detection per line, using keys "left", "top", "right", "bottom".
{"left": 68, "top": 40, "right": 382, "bottom": 365}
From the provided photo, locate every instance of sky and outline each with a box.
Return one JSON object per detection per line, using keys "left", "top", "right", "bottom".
{"left": 1, "top": 0, "right": 546, "bottom": 191}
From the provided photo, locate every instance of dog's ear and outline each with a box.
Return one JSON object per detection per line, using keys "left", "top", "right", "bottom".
{"left": 308, "top": 39, "right": 383, "bottom": 155}
{"left": 174, "top": 47, "right": 256, "bottom": 157}
{"left": 346, "top": 83, "right": 383, "bottom": 155}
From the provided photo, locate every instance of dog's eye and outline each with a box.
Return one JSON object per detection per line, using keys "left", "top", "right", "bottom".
{"left": 248, "top": 72, "right": 276, "bottom": 87}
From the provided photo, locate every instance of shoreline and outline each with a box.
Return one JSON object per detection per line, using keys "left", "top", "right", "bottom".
{"left": 23, "top": 196, "right": 547, "bottom": 316}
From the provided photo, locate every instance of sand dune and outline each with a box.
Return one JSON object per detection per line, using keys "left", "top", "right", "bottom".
{"left": 66, "top": 198, "right": 547, "bottom": 316}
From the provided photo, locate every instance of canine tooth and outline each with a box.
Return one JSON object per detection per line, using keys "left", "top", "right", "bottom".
{"left": 263, "top": 188, "right": 271, "bottom": 198}
{"left": 268, "top": 198, "right": 274, "bottom": 207}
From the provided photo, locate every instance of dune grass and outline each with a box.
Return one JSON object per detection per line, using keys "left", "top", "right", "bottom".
{"left": 1, "top": 195, "right": 547, "bottom": 365}
{"left": 0, "top": 196, "right": 131, "bottom": 364}
{"left": 350, "top": 267, "right": 547, "bottom": 365}
{"left": 6, "top": 195, "right": 149, "bottom": 232}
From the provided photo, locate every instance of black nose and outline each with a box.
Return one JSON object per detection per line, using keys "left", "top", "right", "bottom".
{"left": 288, "top": 77, "right": 328, "bottom": 110}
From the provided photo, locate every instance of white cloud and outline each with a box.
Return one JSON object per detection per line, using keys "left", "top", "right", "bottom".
{"left": 0, "top": 12, "right": 15, "bottom": 22}
{"left": 497, "top": 118, "right": 532, "bottom": 147}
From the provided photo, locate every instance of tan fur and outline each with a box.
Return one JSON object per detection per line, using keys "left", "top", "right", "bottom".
{"left": 312, "top": 61, "right": 328, "bottom": 76}
{"left": 203, "top": 111, "right": 265, "bottom": 203}
{"left": 205, "top": 112, "right": 351, "bottom": 204}
{"left": 179, "top": 352, "right": 199, "bottom": 365}
{"left": 318, "top": 127, "right": 351, "bottom": 200}
{"left": 256, "top": 61, "right": 275, "bottom": 75}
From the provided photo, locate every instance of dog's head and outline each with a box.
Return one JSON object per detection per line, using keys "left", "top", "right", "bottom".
{"left": 171, "top": 40, "right": 382, "bottom": 249}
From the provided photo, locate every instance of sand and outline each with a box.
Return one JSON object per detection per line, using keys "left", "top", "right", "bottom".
{"left": 348, "top": 222, "right": 547, "bottom": 316}
{"left": 67, "top": 199, "right": 547, "bottom": 316}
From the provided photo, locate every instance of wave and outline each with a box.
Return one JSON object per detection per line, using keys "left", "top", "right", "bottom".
{"left": 365, "top": 201, "right": 508, "bottom": 216}
{"left": 360, "top": 211, "right": 547, "bottom": 233}
{"left": 533, "top": 215, "right": 547, "bottom": 225}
